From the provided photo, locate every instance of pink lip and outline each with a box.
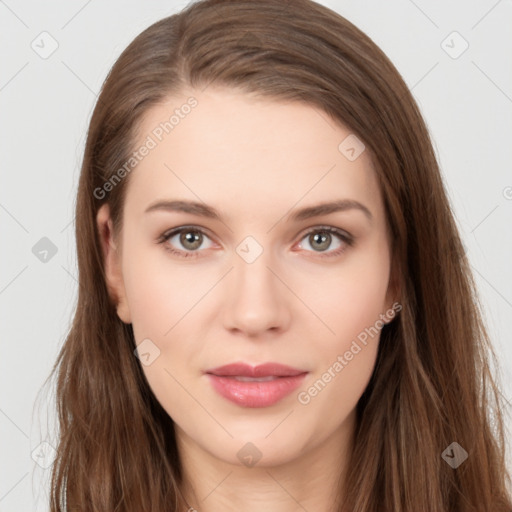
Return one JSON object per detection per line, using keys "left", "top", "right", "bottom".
{"left": 205, "top": 362, "right": 308, "bottom": 408}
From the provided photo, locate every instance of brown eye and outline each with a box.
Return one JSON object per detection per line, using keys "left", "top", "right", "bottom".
{"left": 159, "top": 226, "right": 214, "bottom": 258}
{"left": 179, "top": 230, "right": 203, "bottom": 250}
{"left": 298, "top": 226, "right": 353, "bottom": 258}
{"left": 308, "top": 231, "right": 332, "bottom": 252}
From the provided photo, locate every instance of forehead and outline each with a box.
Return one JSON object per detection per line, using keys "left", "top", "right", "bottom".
{"left": 124, "top": 87, "right": 384, "bottom": 223}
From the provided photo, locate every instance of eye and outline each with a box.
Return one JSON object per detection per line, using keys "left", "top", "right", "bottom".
{"left": 157, "top": 225, "right": 354, "bottom": 260}
{"left": 296, "top": 226, "right": 353, "bottom": 258}
{"left": 157, "top": 226, "right": 214, "bottom": 258}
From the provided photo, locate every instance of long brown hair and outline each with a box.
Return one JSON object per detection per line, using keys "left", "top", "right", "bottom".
{"left": 42, "top": 0, "right": 512, "bottom": 510}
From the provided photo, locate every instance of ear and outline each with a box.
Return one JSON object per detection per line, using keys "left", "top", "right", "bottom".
{"left": 96, "top": 203, "right": 132, "bottom": 324}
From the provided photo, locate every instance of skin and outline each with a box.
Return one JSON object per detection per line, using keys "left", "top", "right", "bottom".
{"left": 97, "top": 87, "right": 399, "bottom": 512}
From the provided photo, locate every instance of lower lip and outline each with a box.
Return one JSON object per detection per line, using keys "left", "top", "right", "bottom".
{"left": 206, "top": 373, "right": 308, "bottom": 408}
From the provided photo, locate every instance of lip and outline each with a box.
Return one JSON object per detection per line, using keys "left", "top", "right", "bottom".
{"left": 205, "top": 362, "right": 308, "bottom": 408}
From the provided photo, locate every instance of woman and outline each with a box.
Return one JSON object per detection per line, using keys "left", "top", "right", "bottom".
{"left": 44, "top": 0, "right": 512, "bottom": 510}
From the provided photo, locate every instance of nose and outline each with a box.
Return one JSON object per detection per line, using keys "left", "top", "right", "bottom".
{"left": 221, "top": 248, "right": 291, "bottom": 337}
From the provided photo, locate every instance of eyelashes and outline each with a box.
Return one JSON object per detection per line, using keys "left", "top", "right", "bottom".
{"left": 157, "top": 225, "right": 354, "bottom": 260}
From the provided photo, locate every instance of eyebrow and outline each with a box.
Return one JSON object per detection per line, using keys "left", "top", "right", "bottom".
{"left": 144, "top": 199, "right": 373, "bottom": 222}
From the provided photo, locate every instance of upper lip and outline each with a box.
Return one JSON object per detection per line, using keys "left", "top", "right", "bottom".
{"left": 205, "top": 362, "right": 307, "bottom": 378}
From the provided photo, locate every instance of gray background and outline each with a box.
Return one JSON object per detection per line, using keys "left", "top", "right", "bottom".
{"left": 1, "top": 0, "right": 511, "bottom": 510}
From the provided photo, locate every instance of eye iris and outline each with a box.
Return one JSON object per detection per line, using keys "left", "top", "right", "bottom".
{"left": 180, "top": 230, "right": 202, "bottom": 250}
{"left": 310, "top": 231, "right": 331, "bottom": 251}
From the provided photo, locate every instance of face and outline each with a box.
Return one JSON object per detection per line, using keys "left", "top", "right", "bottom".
{"left": 97, "top": 86, "right": 398, "bottom": 468}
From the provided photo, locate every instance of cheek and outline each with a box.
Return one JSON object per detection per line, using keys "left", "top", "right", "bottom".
{"left": 122, "top": 247, "right": 204, "bottom": 416}
{"left": 296, "top": 253, "right": 387, "bottom": 419}
{"left": 304, "top": 248, "right": 390, "bottom": 349}
{"left": 121, "top": 242, "right": 213, "bottom": 339}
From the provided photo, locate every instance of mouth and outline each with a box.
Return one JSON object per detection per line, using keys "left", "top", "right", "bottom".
{"left": 205, "top": 361, "right": 307, "bottom": 378}
{"left": 226, "top": 375, "right": 282, "bottom": 382}
{"left": 204, "top": 362, "right": 309, "bottom": 408}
